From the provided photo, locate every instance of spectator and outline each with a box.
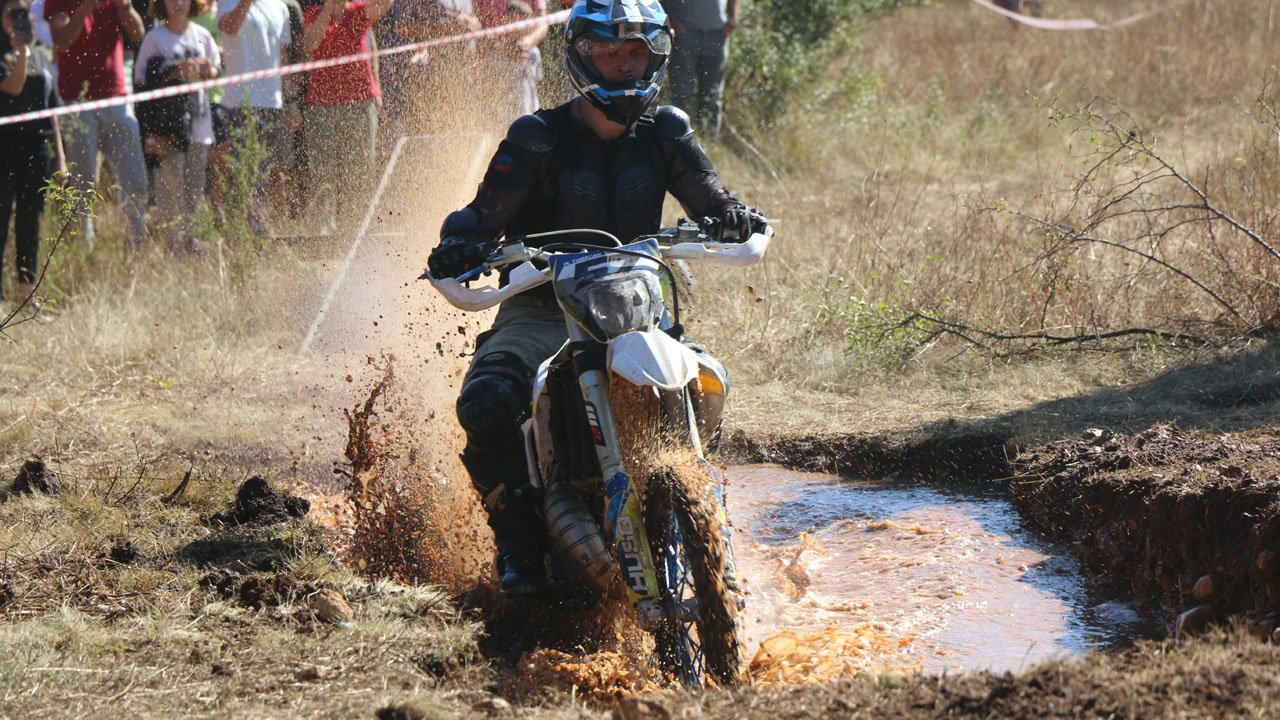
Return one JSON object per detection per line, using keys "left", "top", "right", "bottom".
{"left": 492, "top": 0, "right": 538, "bottom": 119}
{"left": 216, "top": 0, "right": 292, "bottom": 231}
{"left": 375, "top": 0, "right": 477, "bottom": 147}
{"left": 27, "top": 0, "right": 52, "bottom": 46}
{"left": 133, "top": 0, "right": 219, "bottom": 254}
{"left": 1, "top": 0, "right": 65, "bottom": 304}
{"left": 299, "top": 0, "right": 390, "bottom": 237}
{"left": 44, "top": 0, "right": 149, "bottom": 247}
{"left": 473, "top": 0, "right": 543, "bottom": 111}
{"left": 663, "top": 0, "right": 735, "bottom": 139}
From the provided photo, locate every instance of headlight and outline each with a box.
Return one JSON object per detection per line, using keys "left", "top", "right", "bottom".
{"left": 584, "top": 277, "right": 660, "bottom": 339}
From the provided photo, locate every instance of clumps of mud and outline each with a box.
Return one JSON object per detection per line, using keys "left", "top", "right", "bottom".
{"left": 9, "top": 457, "right": 61, "bottom": 495}
{"left": 1013, "top": 423, "right": 1280, "bottom": 635}
{"left": 199, "top": 568, "right": 319, "bottom": 609}
{"left": 506, "top": 648, "right": 663, "bottom": 704}
{"left": 209, "top": 475, "right": 310, "bottom": 526}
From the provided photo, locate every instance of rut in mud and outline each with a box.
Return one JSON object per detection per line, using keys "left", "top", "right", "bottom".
{"left": 338, "top": 365, "right": 1271, "bottom": 703}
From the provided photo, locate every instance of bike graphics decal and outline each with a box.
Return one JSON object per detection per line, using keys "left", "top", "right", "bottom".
{"left": 584, "top": 402, "right": 605, "bottom": 445}
{"left": 605, "top": 471, "right": 653, "bottom": 596}
{"left": 615, "top": 514, "right": 649, "bottom": 594}
{"left": 605, "top": 471, "right": 630, "bottom": 524}
{"left": 548, "top": 240, "right": 663, "bottom": 293}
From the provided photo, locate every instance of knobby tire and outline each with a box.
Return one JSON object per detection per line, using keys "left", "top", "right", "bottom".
{"left": 645, "top": 469, "right": 742, "bottom": 687}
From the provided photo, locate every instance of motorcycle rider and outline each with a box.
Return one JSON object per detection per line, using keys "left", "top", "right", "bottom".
{"left": 427, "top": 0, "right": 768, "bottom": 596}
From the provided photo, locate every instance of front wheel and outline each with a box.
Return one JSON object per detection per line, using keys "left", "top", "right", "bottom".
{"left": 645, "top": 468, "right": 742, "bottom": 686}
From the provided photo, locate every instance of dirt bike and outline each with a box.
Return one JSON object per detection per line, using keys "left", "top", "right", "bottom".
{"left": 423, "top": 221, "right": 771, "bottom": 687}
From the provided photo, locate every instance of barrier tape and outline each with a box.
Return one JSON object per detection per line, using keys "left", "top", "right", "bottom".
{"left": 0, "top": 9, "right": 570, "bottom": 128}
{"left": 969, "top": 0, "right": 1193, "bottom": 31}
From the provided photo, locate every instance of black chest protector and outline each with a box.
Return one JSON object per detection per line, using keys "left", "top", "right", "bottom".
{"left": 460, "top": 102, "right": 738, "bottom": 249}
{"left": 540, "top": 120, "right": 666, "bottom": 243}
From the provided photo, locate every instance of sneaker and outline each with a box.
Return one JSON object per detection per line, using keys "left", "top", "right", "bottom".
{"left": 496, "top": 551, "right": 545, "bottom": 596}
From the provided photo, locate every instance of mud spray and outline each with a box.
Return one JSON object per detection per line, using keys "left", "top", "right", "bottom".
{"left": 298, "top": 53, "right": 911, "bottom": 704}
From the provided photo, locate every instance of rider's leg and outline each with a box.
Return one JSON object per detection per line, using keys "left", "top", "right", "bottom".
{"left": 458, "top": 351, "right": 546, "bottom": 594}
{"left": 457, "top": 296, "right": 567, "bottom": 594}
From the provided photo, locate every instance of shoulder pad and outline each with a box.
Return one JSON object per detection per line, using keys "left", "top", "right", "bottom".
{"left": 652, "top": 105, "right": 693, "bottom": 140}
{"left": 505, "top": 114, "right": 557, "bottom": 153}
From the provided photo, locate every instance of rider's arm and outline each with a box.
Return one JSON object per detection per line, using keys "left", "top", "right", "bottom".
{"left": 652, "top": 105, "right": 741, "bottom": 221}
{"left": 443, "top": 113, "right": 555, "bottom": 241}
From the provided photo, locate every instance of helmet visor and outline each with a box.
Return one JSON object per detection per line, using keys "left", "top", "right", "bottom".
{"left": 572, "top": 23, "right": 672, "bottom": 65}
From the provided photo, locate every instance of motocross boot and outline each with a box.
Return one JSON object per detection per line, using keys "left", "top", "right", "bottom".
{"left": 481, "top": 476, "right": 547, "bottom": 596}
{"left": 495, "top": 544, "right": 545, "bottom": 596}
{"left": 491, "top": 491, "right": 547, "bottom": 596}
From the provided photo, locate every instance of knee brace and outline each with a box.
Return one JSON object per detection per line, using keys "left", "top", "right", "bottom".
{"left": 456, "top": 351, "right": 532, "bottom": 446}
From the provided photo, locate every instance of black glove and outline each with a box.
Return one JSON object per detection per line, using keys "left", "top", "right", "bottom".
{"left": 705, "top": 206, "right": 768, "bottom": 243}
{"left": 427, "top": 235, "right": 488, "bottom": 280}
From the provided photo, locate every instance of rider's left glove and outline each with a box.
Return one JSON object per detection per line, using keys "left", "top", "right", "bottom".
{"left": 719, "top": 205, "right": 769, "bottom": 243}
{"left": 428, "top": 236, "right": 488, "bottom": 280}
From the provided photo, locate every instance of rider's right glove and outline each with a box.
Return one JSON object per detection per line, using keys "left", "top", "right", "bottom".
{"left": 703, "top": 205, "right": 769, "bottom": 243}
{"left": 428, "top": 236, "right": 488, "bottom": 280}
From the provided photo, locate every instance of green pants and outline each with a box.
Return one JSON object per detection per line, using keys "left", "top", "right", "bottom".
{"left": 467, "top": 294, "right": 568, "bottom": 379}
{"left": 459, "top": 293, "right": 568, "bottom": 548}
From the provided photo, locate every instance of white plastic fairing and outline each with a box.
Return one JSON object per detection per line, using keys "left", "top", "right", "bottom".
{"left": 607, "top": 330, "right": 700, "bottom": 390}
{"left": 663, "top": 227, "right": 773, "bottom": 267}
{"left": 429, "top": 261, "right": 549, "bottom": 311}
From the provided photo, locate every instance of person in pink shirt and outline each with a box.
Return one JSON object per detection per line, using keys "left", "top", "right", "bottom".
{"left": 466, "top": 0, "right": 546, "bottom": 120}
{"left": 299, "top": 0, "right": 390, "bottom": 237}
{"left": 44, "top": 0, "right": 149, "bottom": 247}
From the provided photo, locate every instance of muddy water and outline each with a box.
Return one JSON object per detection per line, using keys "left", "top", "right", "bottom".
{"left": 728, "top": 465, "right": 1160, "bottom": 680}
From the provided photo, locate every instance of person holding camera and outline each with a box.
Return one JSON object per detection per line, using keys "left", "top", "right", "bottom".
{"left": 44, "top": 0, "right": 149, "bottom": 247}
{"left": 133, "top": 0, "right": 218, "bottom": 254}
{"left": 1, "top": 0, "right": 65, "bottom": 306}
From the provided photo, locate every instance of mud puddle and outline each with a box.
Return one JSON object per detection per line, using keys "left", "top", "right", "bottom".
{"left": 729, "top": 465, "right": 1163, "bottom": 679}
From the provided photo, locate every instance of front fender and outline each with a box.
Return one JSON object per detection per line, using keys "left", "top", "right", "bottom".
{"left": 607, "top": 330, "right": 700, "bottom": 391}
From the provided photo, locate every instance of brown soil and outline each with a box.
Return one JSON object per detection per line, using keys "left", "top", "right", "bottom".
{"left": 209, "top": 475, "right": 311, "bottom": 527}
{"left": 1010, "top": 424, "right": 1280, "bottom": 634}
{"left": 647, "top": 630, "right": 1280, "bottom": 719}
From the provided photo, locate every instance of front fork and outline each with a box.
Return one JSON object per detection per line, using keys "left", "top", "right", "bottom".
{"left": 569, "top": 324, "right": 743, "bottom": 624}
{"left": 567, "top": 323, "right": 665, "bottom": 625}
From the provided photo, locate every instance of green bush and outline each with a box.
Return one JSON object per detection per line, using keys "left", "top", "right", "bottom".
{"left": 725, "top": 0, "right": 927, "bottom": 133}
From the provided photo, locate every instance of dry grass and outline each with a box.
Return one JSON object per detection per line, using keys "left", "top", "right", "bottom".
{"left": 685, "top": 0, "right": 1280, "bottom": 438}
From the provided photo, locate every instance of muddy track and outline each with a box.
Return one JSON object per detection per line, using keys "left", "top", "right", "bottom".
{"left": 728, "top": 423, "right": 1280, "bottom": 639}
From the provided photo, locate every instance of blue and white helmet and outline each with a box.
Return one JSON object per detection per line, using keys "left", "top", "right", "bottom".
{"left": 564, "top": 0, "right": 673, "bottom": 129}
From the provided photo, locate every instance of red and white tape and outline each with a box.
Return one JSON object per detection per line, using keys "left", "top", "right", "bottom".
{"left": 969, "top": 0, "right": 1192, "bottom": 31}
{"left": 0, "top": 8, "right": 570, "bottom": 128}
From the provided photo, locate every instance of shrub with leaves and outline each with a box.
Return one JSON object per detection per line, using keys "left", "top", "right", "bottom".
{"left": 725, "top": 0, "right": 925, "bottom": 133}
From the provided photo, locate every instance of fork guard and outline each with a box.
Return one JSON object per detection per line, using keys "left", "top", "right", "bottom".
{"left": 607, "top": 330, "right": 701, "bottom": 390}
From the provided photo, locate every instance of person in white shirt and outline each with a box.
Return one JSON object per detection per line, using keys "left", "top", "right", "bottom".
{"left": 217, "top": 0, "right": 292, "bottom": 230}
{"left": 133, "top": 0, "right": 219, "bottom": 253}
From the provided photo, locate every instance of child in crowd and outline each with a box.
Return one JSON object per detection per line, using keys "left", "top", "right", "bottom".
{"left": 134, "top": 0, "right": 219, "bottom": 254}
{"left": 0, "top": 0, "right": 64, "bottom": 305}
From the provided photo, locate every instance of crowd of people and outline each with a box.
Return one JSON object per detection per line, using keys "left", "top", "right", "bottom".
{"left": 0, "top": 0, "right": 738, "bottom": 302}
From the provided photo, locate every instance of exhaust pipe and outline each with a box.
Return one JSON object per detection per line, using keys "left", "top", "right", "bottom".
{"left": 544, "top": 481, "right": 616, "bottom": 594}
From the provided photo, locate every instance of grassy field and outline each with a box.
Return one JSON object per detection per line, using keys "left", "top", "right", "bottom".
{"left": 2, "top": 0, "right": 1279, "bottom": 716}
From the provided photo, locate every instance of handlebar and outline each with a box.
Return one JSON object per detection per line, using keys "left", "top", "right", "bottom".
{"left": 423, "top": 222, "right": 773, "bottom": 312}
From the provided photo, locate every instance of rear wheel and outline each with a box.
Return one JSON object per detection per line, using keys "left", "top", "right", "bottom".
{"left": 645, "top": 468, "right": 742, "bottom": 687}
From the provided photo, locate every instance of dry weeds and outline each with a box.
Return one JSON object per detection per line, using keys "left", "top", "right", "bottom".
{"left": 2, "top": 0, "right": 1279, "bottom": 716}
